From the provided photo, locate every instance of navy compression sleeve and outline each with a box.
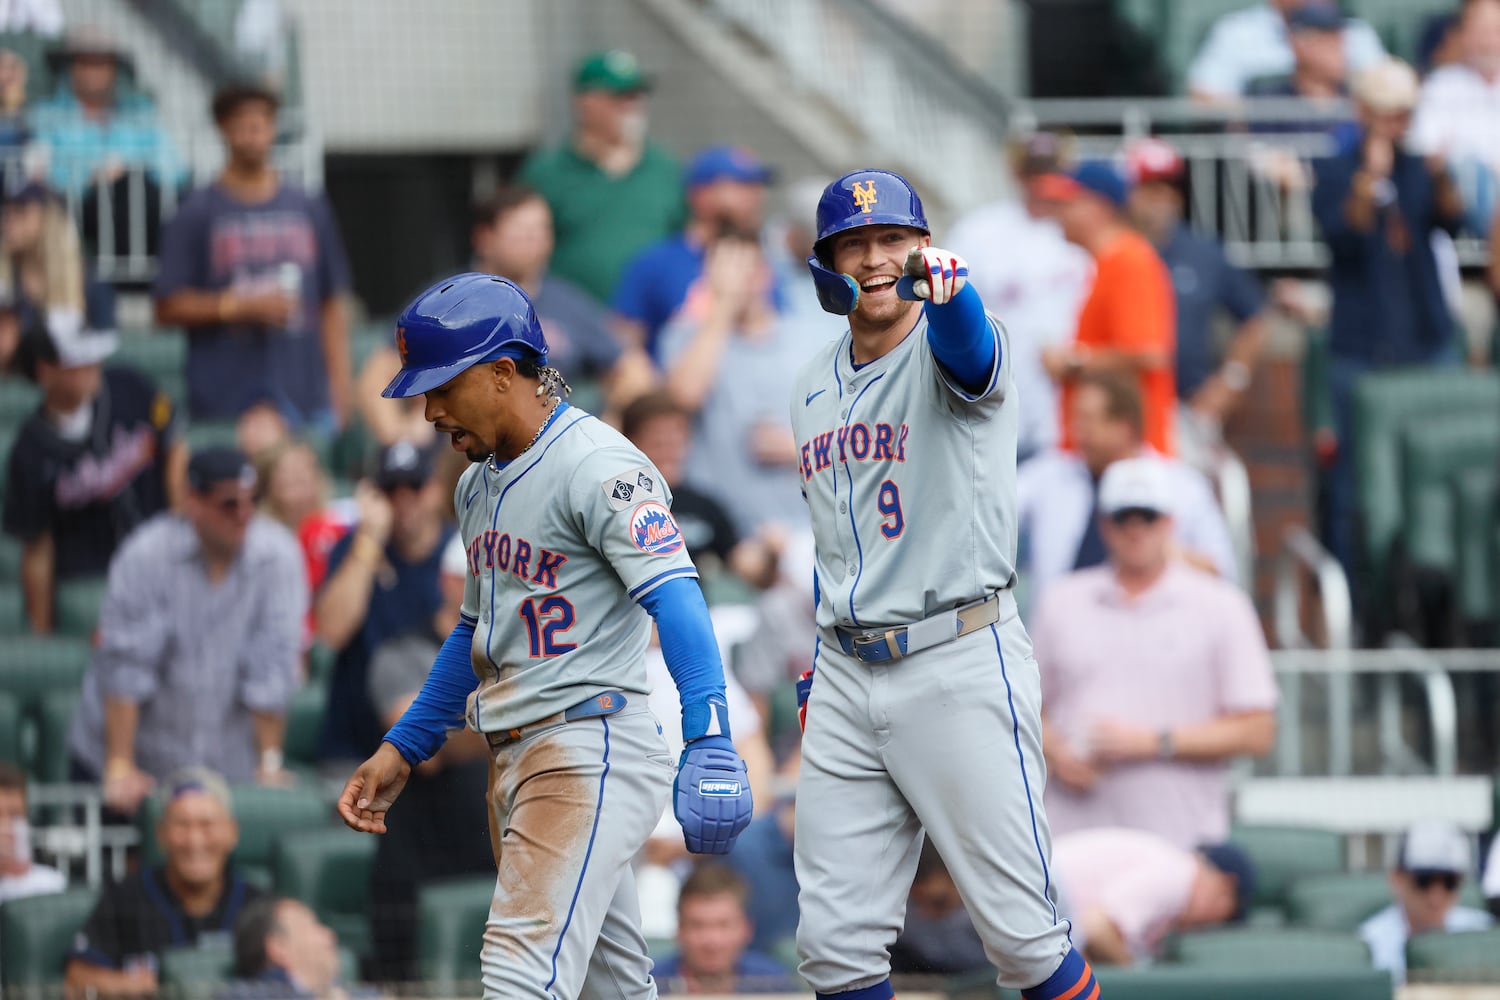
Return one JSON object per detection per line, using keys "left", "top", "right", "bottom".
{"left": 383, "top": 618, "right": 479, "bottom": 765}
{"left": 924, "top": 282, "right": 997, "bottom": 396}
{"left": 639, "top": 576, "right": 730, "bottom": 739}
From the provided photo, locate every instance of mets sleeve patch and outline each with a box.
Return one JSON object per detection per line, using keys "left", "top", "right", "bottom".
{"left": 602, "top": 465, "right": 665, "bottom": 511}
{"left": 629, "top": 501, "right": 684, "bottom": 554}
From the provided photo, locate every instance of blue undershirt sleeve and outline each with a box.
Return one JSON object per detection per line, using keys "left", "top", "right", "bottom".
{"left": 639, "top": 576, "right": 730, "bottom": 740}
{"left": 383, "top": 619, "right": 479, "bottom": 766}
{"left": 923, "top": 282, "right": 998, "bottom": 396}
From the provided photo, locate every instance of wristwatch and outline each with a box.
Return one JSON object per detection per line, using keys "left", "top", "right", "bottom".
{"left": 1157, "top": 730, "right": 1175, "bottom": 760}
{"left": 1220, "top": 359, "right": 1252, "bottom": 393}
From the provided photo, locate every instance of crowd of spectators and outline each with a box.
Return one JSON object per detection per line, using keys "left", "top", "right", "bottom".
{"left": 2, "top": 0, "right": 1500, "bottom": 993}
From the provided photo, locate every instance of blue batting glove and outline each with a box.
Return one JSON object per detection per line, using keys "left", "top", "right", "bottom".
{"left": 675, "top": 735, "right": 753, "bottom": 854}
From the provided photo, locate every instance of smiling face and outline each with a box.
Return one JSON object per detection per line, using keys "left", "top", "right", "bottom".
{"left": 828, "top": 224, "right": 928, "bottom": 333}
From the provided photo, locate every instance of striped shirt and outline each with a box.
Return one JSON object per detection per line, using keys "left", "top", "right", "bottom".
{"left": 68, "top": 512, "right": 307, "bottom": 783}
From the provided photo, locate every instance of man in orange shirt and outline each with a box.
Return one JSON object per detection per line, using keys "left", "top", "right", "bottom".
{"left": 1037, "top": 162, "right": 1178, "bottom": 455}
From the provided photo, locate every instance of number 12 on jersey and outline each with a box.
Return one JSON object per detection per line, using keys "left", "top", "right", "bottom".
{"left": 878, "top": 479, "right": 904, "bottom": 539}
{"left": 519, "top": 596, "right": 578, "bottom": 657}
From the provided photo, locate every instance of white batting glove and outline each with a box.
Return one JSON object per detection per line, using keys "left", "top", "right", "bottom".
{"left": 901, "top": 246, "right": 969, "bottom": 305}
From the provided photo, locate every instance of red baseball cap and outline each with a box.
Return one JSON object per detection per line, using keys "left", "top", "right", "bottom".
{"left": 1125, "top": 138, "right": 1184, "bottom": 185}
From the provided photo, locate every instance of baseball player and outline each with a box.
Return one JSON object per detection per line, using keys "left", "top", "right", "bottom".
{"left": 336, "top": 273, "right": 753, "bottom": 1000}
{"left": 792, "top": 171, "right": 1096, "bottom": 1000}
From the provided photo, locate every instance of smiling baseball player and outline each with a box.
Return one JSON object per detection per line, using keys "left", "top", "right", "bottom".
{"left": 792, "top": 171, "right": 1097, "bottom": 1000}
{"left": 337, "top": 273, "right": 752, "bottom": 1000}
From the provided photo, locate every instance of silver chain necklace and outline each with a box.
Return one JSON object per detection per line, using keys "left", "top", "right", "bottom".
{"left": 489, "top": 397, "right": 559, "bottom": 473}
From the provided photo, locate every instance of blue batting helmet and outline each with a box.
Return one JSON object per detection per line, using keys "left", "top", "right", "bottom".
{"left": 382, "top": 273, "right": 549, "bottom": 399}
{"left": 806, "top": 169, "right": 929, "bottom": 315}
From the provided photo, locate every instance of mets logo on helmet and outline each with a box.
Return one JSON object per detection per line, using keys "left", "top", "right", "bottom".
{"left": 629, "top": 501, "right": 684, "bottom": 555}
{"left": 852, "top": 180, "right": 878, "bottom": 212}
{"left": 395, "top": 326, "right": 409, "bottom": 365}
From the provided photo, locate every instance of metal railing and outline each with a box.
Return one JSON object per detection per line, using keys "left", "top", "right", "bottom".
{"left": 26, "top": 784, "right": 139, "bottom": 888}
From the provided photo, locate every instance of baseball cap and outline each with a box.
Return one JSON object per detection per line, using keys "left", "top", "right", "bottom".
{"left": 159, "top": 766, "right": 233, "bottom": 814}
{"left": 22, "top": 308, "right": 118, "bottom": 372}
{"left": 1353, "top": 58, "right": 1420, "bottom": 114}
{"left": 686, "top": 145, "right": 775, "bottom": 189}
{"left": 1398, "top": 820, "right": 1472, "bottom": 874}
{"left": 1034, "top": 160, "right": 1129, "bottom": 208}
{"left": 1098, "top": 456, "right": 1174, "bottom": 517}
{"left": 573, "top": 50, "right": 651, "bottom": 95}
{"left": 1200, "top": 842, "right": 1258, "bottom": 922}
{"left": 188, "top": 446, "right": 256, "bottom": 494}
{"left": 375, "top": 440, "right": 434, "bottom": 491}
{"left": 3, "top": 180, "right": 50, "bottom": 209}
{"left": 1010, "top": 131, "right": 1073, "bottom": 179}
{"left": 1125, "top": 138, "right": 1185, "bottom": 185}
{"left": 1286, "top": 2, "right": 1346, "bottom": 33}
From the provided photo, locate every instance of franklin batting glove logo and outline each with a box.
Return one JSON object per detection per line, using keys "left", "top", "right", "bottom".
{"left": 698, "top": 779, "right": 743, "bottom": 796}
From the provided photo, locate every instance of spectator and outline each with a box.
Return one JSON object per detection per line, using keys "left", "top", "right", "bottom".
{"left": 67, "top": 448, "right": 306, "bottom": 810}
{"left": 154, "top": 82, "right": 353, "bottom": 430}
{"left": 0, "top": 48, "right": 30, "bottom": 150}
{"left": 724, "top": 785, "right": 799, "bottom": 954}
{"left": 0, "top": 0, "right": 61, "bottom": 35}
{"left": 1052, "top": 828, "right": 1255, "bottom": 965}
{"left": 948, "top": 132, "right": 1095, "bottom": 463}
{"left": 253, "top": 438, "right": 353, "bottom": 644}
{"left": 889, "top": 841, "right": 989, "bottom": 977}
{"left": 652, "top": 863, "right": 796, "bottom": 995}
{"left": 0, "top": 762, "right": 66, "bottom": 904}
{"left": 518, "top": 50, "right": 683, "bottom": 304}
{"left": 1311, "top": 58, "right": 1463, "bottom": 579}
{"left": 1033, "top": 457, "right": 1277, "bottom": 848}
{"left": 1017, "top": 372, "right": 1237, "bottom": 601}
{"left": 660, "top": 233, "right": 833, "bottom": 537}
{"left": 4, "top": 312, "right": 184, "bottom": 633}
{"left": 33, "top": 27, "right": 183, "bottom": 255}
{"left": 615, "top": 145, "right": 773, "bottom": 361}
{"left": 363, "top": 535, "right": 492, "bottom": 984}
{"left": 314, "top": 442, "right": 448, "bottom": 766}
{"left": 1187, "top": 0, "right": 1386, "bottom": 102}
{"left": 1361, "top": 821, "right": 1492, "bottom": 983}
{"left": 1036, "top": 161, "right": 1178, "bottom": 456}
{"left": 0, "top": 181, "right": 117, "bottom": 335}
{"left": 0, "top": 291, "right": 20, "bottom": 374}
{"left": 1244, "top": 3, "right": 1350, "bottom": 101}
{"left": 65, "top": 769, "right": 264, "bottom": 997}
{"left": 1411, "top": 0, "right": 1500, "bottom": 236}
{"left": 1420, "top": 13, "right": 1465, "bottom": 77}
{"left": 1124, "top": 138, "right": 1270, "bottom": 468}
{"left": 221, "top": 896, "right": 347, "bottom": 1000}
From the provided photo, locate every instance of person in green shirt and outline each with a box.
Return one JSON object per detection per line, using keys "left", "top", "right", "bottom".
{"left": 517, "top": 50, "right": 685, "bottom": 305}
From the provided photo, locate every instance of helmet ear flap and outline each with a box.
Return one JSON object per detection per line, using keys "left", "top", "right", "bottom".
{"left": 806, "top": 255, "right": 859, "bottom": 316}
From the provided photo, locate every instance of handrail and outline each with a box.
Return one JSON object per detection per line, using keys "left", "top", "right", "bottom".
{"left": 1272, "top": 526, "right": 1354, "bottom": 776}
{"left": 1213, "top": 447, "right": 1254, "bottom": 592}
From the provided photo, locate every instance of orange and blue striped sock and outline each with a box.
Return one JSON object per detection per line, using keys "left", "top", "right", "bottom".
{"left": 1022, "top": 948, "right": 1099, "bottom": 1000}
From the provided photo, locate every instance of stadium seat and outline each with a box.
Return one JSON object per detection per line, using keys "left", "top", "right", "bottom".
{"left": 113, "top": 330, "right": 187, "bottom": 386}
{"left": 1406, "top": 927, "right": 1500, "bottom": 976}
{"left": 1, "top": 636, "right": 92, "bottom": 702}
{"left": 1399, "top": 415, "right": 1500, "bottom": 579}
{"left": 0, "top": 582, "right": 25, "bottom": 634}
{"left": 54, "top": 577, "right": 109, "bottom": 639}
{"left": 1167, "top": 927, "right": 1372, "bottom": 970}
{"left": 0, "top": 691, "right": 22, "bottom": 766}
{"left": 416, "top": 875, "right": 494, "bottom": 988}
{"left": 1285, "top": 872, "right": 1392, "bottom": 931}
{"left": 1091, "top": 965, "right": 1392, "bottom": 1000}
{"left": 0, "top": 886, "right": 100, "bottom": 989}
{"left": 138, "top": 783, "right": 334, "bottom": 882}
{"left": 183, "top": 422, "right": 241, "bottom": 454}
{"left": 284, "top": 680, "right": 328, "bottom": 769}
{"left": 1111, "top": 0, "right": 1247, "bottom": 92}
{"left": 159, "top": 941, "right": 233, "bottom": 1000}
{"left": 1230, "top": 824, "right": 1345, "bottom": 909}
{"left": 0, "top": 379, "right": 40, "bottom": 426}
{"left": 1350, "top": 370, "right": 1500, "bottom": 632}
{"left": 271, "top": 826, "right": 377, "bottom": 956}
{"left": 36, "top": 689, "right": 80, "bottom": 783}
{"left": 1452, "top": 466, "right": 1500, "bottom": 642}
{"left": 0, "top": 535, "right": 20, "bottom": 578}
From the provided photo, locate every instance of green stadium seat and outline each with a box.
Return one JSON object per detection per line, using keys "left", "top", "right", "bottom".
{"left": 1399, "top": 415, "right": 1500, "bottom": 576}
{"left": 159, "top": 941, "right": 234, "bottom": 1000}
{"left": 139, "top": 783, "right": 334, "bottom": 881}
{"left": 284, "top": 680, "right": 328, "bottom": 768}
{"left": 271, "top": 826, "right": 377, "bottom": 955}
{"left": 1092, "top": 965, "right": 1392, "bottom": 1000}
{"left": 54, "top": 577, "right": 109, "bottom": 638}
{"left": 1452, "top": 466, "right": 1500, "bottom": 638}
{"left": 0, "top": 534, "right": 20, "bottom": 578}
{"left": 1230, "top": 824, "right": 1345, "bottom": 909}
{"left": 1168, "top": 927, "right": 1372, "bottom": 970}
{"left": 1285, "top": 872, "right": 1391, "bottom": 931}
{"left": 0, "top": 582, "right": 26, "bottom": 634}
{"left": 0, "top": 886, "right": 100, "bottom": 989}
{"left": 1351, "top": 371, "right": 1500, "bottom": 629}
{"left": 1302, "top": 328, "right": 1334, "bottom": 439}
{"left": 1406, "top": 927, "right": 1500, "bottom": 976}
{"left": 184, "top": 422, "right": 241, "bottom": 454}
{"left": 0, "top": 691, "right": 22, "bottom": 766}
{"left": 1, "top": 635, "right": 92, "bottom": 701}
{"left": 416, "top": 875, "right": 494, "bottom": 988}
{"left": 1110, "top": 0, "right": 1247, "bottom": 93}
{"left": 36, "top": 688, "right": 80, "bottom": 783}
{"left": 0, "top": 378, "right": 40, "bottom": 426}
{"left": 113, "top": 330, "right": 187, "bottom": 384}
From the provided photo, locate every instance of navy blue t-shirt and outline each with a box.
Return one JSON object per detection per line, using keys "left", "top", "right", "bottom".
{"left": 317, "top": 531, "right": 447, "bottom": 761}
{"left": 534, "top": 275, "right": 623, "bottom": 378}
{"left": 1157, "top": 224, "right": 1264, "bottom": 398}
{"left": 652, "top": 950, "right": 795, "bottom": 993}
{"left": 611, "top": 233, "right": 703, "bottom": 361}
{"left": 152, "top": 181, "right": 352, "bottom": 424}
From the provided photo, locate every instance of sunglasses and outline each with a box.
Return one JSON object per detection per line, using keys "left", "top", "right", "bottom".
{"left": 1108, "top": 508, "right": 1161, "bottom": 527}
{"left": 1410, "top": 870, "right": 1462, "bottom": 892}
{"left": 209, "top": 493, "right": 255, "bottom": 516}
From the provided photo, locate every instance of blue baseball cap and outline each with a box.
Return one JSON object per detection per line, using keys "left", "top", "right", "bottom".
{"left": 1286, "top": 2, "right": 1345, "bottom": 33}
{"left": 1036, "top": 160, "right": 1129, "bottom": 209}
{"left": 686, "top": 145, "right": 774, "bottom": 189}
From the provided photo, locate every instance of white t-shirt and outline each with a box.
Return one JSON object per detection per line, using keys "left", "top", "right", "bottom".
{"left": 1410, "top": 65, "right": 1500, "bottom": 175}
{"left": 1359, "top": 902, "right": 1492, "bottom": 983}
{"left": 947, "top": 199, "right": 1093, "bottom": 459}
{"left": 1187, "top": 3, "right": 1386, "bottom": 98}
{"left": 0, "top": 863, "right": 66, "bottom": 904}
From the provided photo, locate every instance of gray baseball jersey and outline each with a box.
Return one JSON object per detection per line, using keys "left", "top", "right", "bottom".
{"left": 455, "top": 401, "right": 697, "bottom": 731}
{"left": 790, "top": 313, "right": 1018, "bottom": 629}
{"left": 790, "top": 314, "right": 1076, "bottom": 994}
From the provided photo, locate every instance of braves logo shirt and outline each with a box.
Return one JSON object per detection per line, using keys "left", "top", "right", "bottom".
{"left": 454, "top": 403, "right": 697, "bottom": 732}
